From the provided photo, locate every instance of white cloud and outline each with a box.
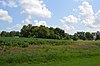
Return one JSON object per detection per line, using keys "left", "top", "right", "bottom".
{"left": 34, "top": 20, "right": 47, "bottom": 26}
{"left": 15, "top": 24, "right": 23, "bottom": 29}
{"left": 63, "top": 25, "right": 75, "bottom": 31}
{"left": 19, "top": 0, "right": 52, "bottom": 18}
{"left": 60, "top": 1, "right": 100, "bottom": 34}
{"left": 0, "top": 9, "right": 12, "bottom": 23}
{"left": 6, "top": 24, "right": 23, "bottom": 31}
{"left": 7, "top": 20, "right": 47, "bottom": 31}
{"left": 93, "top": 10, "right": 100, "bottom": 28}
{"left": 1, "top": 0, "right": 17, "bottom": 8}
{"left": 8, "top": 0, "right": 18, "bottom": 7}
{"left": 22, "top": 18, "right": 31, "bottom": 25}
{"left": 60, "top": 15, "right": 80, "bottom": 23}
{"left": 79, "top": 2, "right": 100, "bottom": 28}
{"left": 73, "top": 9, "right": 78, "bottom": 12}
{"left": 79, "top": 2, "right": 94, "bottom": 17}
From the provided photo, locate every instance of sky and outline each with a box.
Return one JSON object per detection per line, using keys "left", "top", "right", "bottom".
{"left": 0, "top": 0, "right": 100, "bottom": 34}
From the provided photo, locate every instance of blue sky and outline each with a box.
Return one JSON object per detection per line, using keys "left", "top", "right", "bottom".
{"left": 0, "top": 0, "right": 100, "bottom": 34}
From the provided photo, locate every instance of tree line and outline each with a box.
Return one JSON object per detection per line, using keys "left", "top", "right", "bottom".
{"left": 0, "top": 24, "right": 100, "bottom": 40}
{"left": 0, "top": 24, "right": 70, "bottom": 39}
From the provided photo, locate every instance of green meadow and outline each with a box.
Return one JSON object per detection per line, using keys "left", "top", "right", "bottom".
{"left": 0, "top": 37, "right": 100, "bottom": 66}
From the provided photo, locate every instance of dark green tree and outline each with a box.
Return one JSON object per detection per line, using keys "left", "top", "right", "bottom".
{"left": 85, "top": 32, "right": 92, "bottom": 40}
{"left": 1, "top": 31, "right": 9, "bottom": 37}
{"left": 10, "top": 31, "right": 16, "bottom": 37}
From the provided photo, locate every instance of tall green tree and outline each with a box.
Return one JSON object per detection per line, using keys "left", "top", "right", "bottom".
{"left": 85, "top": 32, "right": 92, "bottom": 40}
{"left": 21, "top": 24, "right": 32, "bottom": 37}
{"left": 10, "top": 31, "right": 16, "bottom": 37}
{"left": 1, "top": 31, "right": 9, "bottom": 37}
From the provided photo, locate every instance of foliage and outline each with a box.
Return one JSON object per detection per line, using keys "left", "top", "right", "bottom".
{"left": 20, "top": 25, "right": 68, "bottom": 39}
{"left": 0, "top": 24, "right": 100, "bottom": 40}
{"left": 0, "top": 24, "right": 71, "bottom": 40}
{"left": 72, "top": 36, "right": 78, "bottom": 41}
{"left": 74, "top": 31, "right": 100, "bottom": 40}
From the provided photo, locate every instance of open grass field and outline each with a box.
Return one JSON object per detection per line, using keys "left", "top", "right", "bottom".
{"left": 0, "top": 37, "right": 100, "bottom": 66}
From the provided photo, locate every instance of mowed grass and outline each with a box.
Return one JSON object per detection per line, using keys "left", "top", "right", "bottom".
{"left": 0, "top": 38, "right": 100, "bottom": 66}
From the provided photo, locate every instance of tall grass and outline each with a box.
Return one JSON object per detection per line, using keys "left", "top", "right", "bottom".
{"left": 0, "top": 37, "right": 100, "bottom": 66}
{"left": 0, "top": 44, "right": 100, "bottom": 65}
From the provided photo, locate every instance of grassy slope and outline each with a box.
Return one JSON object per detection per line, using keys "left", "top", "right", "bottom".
{"left": 14, "top": 56, "right": 100, "bottom": 66}
{"left": 0, "top": 38, "right": 100, "bottom": 66}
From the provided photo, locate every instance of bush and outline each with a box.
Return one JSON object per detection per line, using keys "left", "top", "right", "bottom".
{"left": 72, "top": 36, "right": 79, "bottom": 41}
